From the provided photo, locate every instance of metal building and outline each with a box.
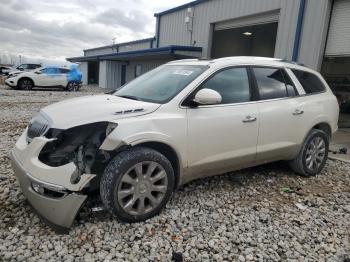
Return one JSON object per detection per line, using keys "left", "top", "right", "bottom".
{"left": 67, "top": 0, "right": 350, "bottom": 109}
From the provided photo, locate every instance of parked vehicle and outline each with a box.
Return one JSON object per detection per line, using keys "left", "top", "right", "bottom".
{"left": 3, "top": 63, "right": 41, "bottom": 76}
{"left": 10, "top": 57, "right": 339, "bottom": 230}
{"left": 0, "top": 65, "right": 13, "bottom": 75}
{"left": 5, "top": 66, "right": 82, "bottom": 91}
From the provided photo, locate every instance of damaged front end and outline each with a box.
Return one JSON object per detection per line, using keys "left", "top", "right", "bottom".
{"left": 11, "top": 117, "right": 117, "bottom": 231}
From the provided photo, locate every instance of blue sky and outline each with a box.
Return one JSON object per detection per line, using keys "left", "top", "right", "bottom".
{"left": 0, "top": 0, "right": 191, "bottom": 63}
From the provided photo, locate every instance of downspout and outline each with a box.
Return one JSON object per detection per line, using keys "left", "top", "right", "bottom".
{"left": 292, "top": 0, "right": 306, "bottom": 62}
{"left": 156, "top": 15, "right": 161, "bottom": 48}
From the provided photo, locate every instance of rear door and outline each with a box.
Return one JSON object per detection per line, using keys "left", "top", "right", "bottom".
{"left": 252, "top": 67, "right": 307, "bottom": 163}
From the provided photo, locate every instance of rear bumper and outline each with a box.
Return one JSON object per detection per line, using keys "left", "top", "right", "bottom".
{"left": 10, "top": 130, "right": 95, "bottom": 230}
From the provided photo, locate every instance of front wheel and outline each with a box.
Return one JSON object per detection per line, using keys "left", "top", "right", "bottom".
{"left": 289, "top": 129, "right": 329, "bottom": 176}
{"left": 100, "top": 147, "right": 175, "bottom": 222}
{"left": 18, "top": 78, "right": 33, "bottom": 90}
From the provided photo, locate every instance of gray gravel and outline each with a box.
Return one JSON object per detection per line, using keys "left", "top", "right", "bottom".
{"left": 0, "top": 85, "right": 350, "bottom": 261}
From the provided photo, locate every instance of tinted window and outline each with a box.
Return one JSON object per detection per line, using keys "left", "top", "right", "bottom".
{"left": 254, "top": 68, "right": 288, "bottom": 100}
{"left": 292, "top": 69, "right": 326, "bottom": 94}
{"left": 200, "top": 68, "right": 250, "bottom": 104}
{"left": 41, "top": 68, "right": 59, "bottom": 74}
{"left": 59, "top": 68, "right": 70, "bottom": 74}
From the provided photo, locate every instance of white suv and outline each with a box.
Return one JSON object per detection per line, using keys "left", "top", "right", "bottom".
{"left": 11, "top": 57, "right": 339, "bottom": 230}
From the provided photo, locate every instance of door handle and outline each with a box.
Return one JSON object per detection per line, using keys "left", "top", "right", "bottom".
{"left": 242, "top": 116, "right": 257, "bottom": 123}
{"left": 293, "top": 109, "right": 304, "bottom": 116}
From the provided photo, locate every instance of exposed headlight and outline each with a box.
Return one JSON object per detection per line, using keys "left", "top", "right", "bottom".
{"left": 9, "top": 72, "right": 21, "bottom": 77}
{"left": 106, "top": 122, "right": 118, "bottom": 136}
{"left": 27, "top": 113, "right": 50, "bottom": 142}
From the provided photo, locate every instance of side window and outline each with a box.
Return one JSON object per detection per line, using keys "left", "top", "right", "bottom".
{"left": 59, "top": 68, "right": 70, "bottom": 74}
{"left": 253, "top": 67, "right": 288, "bottom": 100}
{"left": 41, "top": 68, "right": 58, "bottom": 74}
{"left": 200, "top": 67, "right": 251, "bottom": 104}
{"left": 292, "top": 69, "right": 326, "bottom": 94}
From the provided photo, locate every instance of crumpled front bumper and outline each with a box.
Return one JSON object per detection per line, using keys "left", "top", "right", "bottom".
{"left": 10, "top": 130, "right": 95, "bottom": 231}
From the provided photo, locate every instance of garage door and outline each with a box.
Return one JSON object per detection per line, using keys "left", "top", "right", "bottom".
{"left": 325, "top": 0, "right": 350, "bottom": 57}
{"left": 214, "top": 11, "right": 280, "bottom": 31}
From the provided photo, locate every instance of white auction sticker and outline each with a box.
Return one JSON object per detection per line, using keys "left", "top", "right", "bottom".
{"left": 173, "top": 70, "right": 194, "bottom": 76}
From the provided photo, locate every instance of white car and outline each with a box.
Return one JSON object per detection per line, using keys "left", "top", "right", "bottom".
{"left": 3, "top": 63, "right": 42, "bottom": 76}
{"left": 5, "top": 66, "right": 82, "bottom": 91}
{"left": 10, "top": 57, "right": 339, "bottom": 231}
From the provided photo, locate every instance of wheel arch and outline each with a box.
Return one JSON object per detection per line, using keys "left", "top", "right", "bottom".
{"left": 18, "top": 76, "right": 35, "bottom": 87}
{"left": 312, "top": 122, "right": 332, "bottom": 139}
{"left": 133, "top": 141, "right": 181, "bottom": 188}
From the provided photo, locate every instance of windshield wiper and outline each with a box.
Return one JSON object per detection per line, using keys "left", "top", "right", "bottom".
{"left": 117, "top": 95, "right": 141, "bottom": 101}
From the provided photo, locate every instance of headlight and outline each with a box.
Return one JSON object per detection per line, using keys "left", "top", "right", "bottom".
{"left": 106, "top": 122, "right": 118, "bottom": 136}
{"left": 27, "top": 113, "right": 50, "bottom": 142}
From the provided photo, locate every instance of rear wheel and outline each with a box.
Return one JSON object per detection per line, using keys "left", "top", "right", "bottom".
{"left": 66, "top": 81, "right": 80, "bottom": 92}
{"left": 289, "top": 129, "right": 329, "bottom": 176}
{"left": 18, "top": 78, "right": 34, "bottom": 90}
{"left": 100, "top": 147, "right": 175, "bottom": 222}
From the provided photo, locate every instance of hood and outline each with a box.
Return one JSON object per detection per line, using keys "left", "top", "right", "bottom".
{"left": 41, "top": 94, "right": 161, "bottom": 129}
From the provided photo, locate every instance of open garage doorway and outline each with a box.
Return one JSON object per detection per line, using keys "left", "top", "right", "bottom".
{"left": 322, "top": 57, "right": 350, "bottom": 128}
{"left": 211, "top": 22, "right": 278, "bottom": 59}
{"left": 88, "top": 61, "right": 99, "bottom": 85}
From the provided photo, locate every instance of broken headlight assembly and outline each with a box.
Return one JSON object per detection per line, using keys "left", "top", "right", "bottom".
{"left": 39, "top": 122, "right": 117, "bottom": 185}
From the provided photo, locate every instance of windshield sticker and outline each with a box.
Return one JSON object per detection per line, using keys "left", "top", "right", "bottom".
{"left": 173, "top": 70, "right": 194, "bottom": 76}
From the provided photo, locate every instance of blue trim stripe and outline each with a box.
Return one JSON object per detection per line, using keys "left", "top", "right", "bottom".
{"left": 292, "top": 0, "right": 306, "bottom": 62}
{"left": 67, "top": 46, "right": 202, "bottom": 62}
{"left": 154, "top": 0, "right": 210, "bottom": 17}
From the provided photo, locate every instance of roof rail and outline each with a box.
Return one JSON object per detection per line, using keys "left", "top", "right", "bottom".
{"left": 279, "top": 59, "right": 305, "bottom": 66}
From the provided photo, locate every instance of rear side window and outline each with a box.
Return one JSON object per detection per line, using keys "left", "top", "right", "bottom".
{"left": 253, "top": 68, "right": 288, "bottom": 100}
{"left": 59, "top": 68, "right": 70, "bottom": 74}
{"left": 292, "top": 70, "right": 326, "bottom": 94}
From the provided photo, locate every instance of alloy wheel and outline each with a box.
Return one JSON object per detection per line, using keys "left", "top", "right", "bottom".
{"left": 117, "top": 161, "right": 168, "bottom": 216}
{"left": 305, "top": 136, "right": 326, "bottom": 171}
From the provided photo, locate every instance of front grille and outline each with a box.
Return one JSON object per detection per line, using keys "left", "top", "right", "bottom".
{"left": 27, "top": 114, "right": 50, "bottom": 141}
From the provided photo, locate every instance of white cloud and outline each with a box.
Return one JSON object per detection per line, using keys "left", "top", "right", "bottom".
{"left": 0, "top": 0, "right": 192, "bottom": 64}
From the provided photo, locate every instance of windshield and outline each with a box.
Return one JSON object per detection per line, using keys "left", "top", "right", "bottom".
{"left": 114, "top": 64, "right": 208, "bottom": 104}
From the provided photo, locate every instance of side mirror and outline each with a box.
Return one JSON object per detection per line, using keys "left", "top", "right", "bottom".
{"left": 35, "top": 71, "right": 42, "bottom": 74}
{"left": 193, "top": 88, "right": 222, "bottom": 105}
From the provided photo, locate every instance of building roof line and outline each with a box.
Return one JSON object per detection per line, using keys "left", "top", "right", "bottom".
{"left": 67, "top": 45, "right": 202, "bottom": 62}
{"left": 154, "top": 0, "right": 211, "bottom": 17}
{"left": 84, "top": 37, "right": 156, "bottom": 52}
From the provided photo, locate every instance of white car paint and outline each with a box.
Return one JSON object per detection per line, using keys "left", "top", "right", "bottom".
{"left": 10, "top": 57, "right": 339, "bottom": 228}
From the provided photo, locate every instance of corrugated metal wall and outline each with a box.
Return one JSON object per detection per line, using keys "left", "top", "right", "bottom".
{"left": 85, "top": 40, "right": 153, "bottom": 57}
{"left": 106, "top": 61, "right": 122, "bottom": 89}
{"left": 158, "top": 0, "right": 299, "bottom": 59}
{"left": 158, "top": 0, "right": 331, "bottom": 70}
{"left": 85, "top": 47, "right": 115, "bottom": 57}
{"left": 79, "top": 62, "right": 88, "bottom": 85}
{"left": 119, "top": 41, "right": 152, "bottom": 52}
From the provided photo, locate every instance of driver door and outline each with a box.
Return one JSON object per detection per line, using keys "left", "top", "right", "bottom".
{"left": 186, "top": 67, "right": 259, "bottom": 179}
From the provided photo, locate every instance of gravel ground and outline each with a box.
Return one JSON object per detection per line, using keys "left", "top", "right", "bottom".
{"left": 0, "top": 85, "right": 349, "bottom": 262}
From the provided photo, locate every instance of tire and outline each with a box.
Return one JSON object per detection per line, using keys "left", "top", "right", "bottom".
{"left": 66, "top": 81, "right": 80, "bottom": 92}
{"left": 18, "top": 78, "right": 34, "bottom": 90}
{"left": 289, "top": 129, "right": 329, "bottom": 176}
{"left": 100, "top": 147, "right": 175, "bottom": 222}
